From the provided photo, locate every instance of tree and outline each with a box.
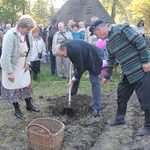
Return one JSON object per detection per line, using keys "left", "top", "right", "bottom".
{"left": 111, "top": 0, "right": 119, "bottom": 19}
{"left": 30, "top": 0, "right": 50, "bottom": 25}
{"left": 0, "top": 0, "right": 32, "bottom": 25}
{"left": 101, "top": 0, "right": 131, "bottom": 23}
{"left": 30, "top": 0, "right": 62, "bottom": 25}
{"left": 0, "top": 0, "right": 65, "bottom": 26}
{"left": 0, "top": 0, "right": 24, "bottom": 25}
{"left": 127, "top": 0, "right": 150, "bottom": 30}
{"left": 101, "top": 0, "right": 121, "bottom": 20}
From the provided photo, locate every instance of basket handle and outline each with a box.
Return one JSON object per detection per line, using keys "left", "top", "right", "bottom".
{"left": 27, "top": 124, "right": 51, "bottom": 135}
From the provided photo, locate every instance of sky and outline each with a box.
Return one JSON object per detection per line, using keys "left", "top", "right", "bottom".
{"left": 54, "top": 0, "right": 65, "bottom": 8}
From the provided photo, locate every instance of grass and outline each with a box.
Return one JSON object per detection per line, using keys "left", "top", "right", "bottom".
{"left": 0, "top": 62, "right": 121, "bottom": 149}
{"left": 31, "top": 62, "right": 121, "bottom": 97}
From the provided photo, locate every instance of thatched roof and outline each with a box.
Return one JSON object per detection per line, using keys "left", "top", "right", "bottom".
{"left": 54, "top": 0, "right": 115, "bottom": 25}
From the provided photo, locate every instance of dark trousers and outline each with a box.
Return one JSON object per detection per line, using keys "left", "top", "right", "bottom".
{"left": 30, "top": 60, "right": 40, "bottom": 75}
{"left": 71, "top": 78, "right": 80, "bottom": 95}
{"left": 117, "top": 73, "right": 150, "bottom": 116}
{"left": 0, "top": 47, "right": 2, "bottom": 57}
{"left": 0, "top": 80, "right": 1, "bottom": 95}
{"left": 71, "top": 72, "right": 101, "bottom": 111}
{"left": 50, "top": 49, "right": 56, "bottom": 74}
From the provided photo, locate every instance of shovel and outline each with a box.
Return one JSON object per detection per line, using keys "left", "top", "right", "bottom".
{"left": 63, "top": 61, "right": 74, "bottom": 117}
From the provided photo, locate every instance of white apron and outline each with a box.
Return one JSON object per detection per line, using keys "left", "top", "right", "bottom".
{"left": 2, "top": 41, "right": 31, "bottom": 90}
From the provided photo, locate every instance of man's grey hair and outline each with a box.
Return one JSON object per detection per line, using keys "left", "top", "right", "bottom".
{"left": 6, "top": 23, "right": 11, "bottom": 30}
{"left": 6, "top": 23, "right": 11, "bottom": 29}
{"left": 18, "top": 14, "right": 35, "bottom": 30}
{"left": 58, "top": 22, "right": 65, "bottom": 27}
{"left": 91, "top": 16, "right": 99, "bottom": 21}
{"left": 59, "top": 43, "right": 66, "bottom": 51}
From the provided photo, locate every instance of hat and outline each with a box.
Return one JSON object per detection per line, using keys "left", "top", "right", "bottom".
{"left": 51, "top": 18, "right": 57, "bottom": 25}
{"left": 89, "top": 20, "right": 104, "bottom": 36}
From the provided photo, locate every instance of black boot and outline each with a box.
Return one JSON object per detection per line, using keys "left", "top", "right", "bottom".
{"left": 13, "top": 102, "right": 23, "bottom": 119}
{"left": 25, "top": 98, "right": 40, "bottom": 112}
{"left": 109, "top": 114, "right": 125, "bottom": 126}
{"left": 33, "top": 73, "right": 37, "bottom": 81}
{"left": 136, "top": 108, "right": 150, "bottom": 136}
{"left": 109, "top": 102, "right": 126, "bottom": 126}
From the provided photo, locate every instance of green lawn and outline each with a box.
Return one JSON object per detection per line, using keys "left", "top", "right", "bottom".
{"left": 0, "top": 62, "right": 121, "bottom": 149}
{"left": 31, "top": 62, "right": 121, "bottom": 98}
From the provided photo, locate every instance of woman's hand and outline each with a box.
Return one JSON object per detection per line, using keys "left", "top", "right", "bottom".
{"left": 24, "top": 64, "right": 29, "bottom": 72}
{"left": 8, "top": 73, "right": 15, "bottom": 82}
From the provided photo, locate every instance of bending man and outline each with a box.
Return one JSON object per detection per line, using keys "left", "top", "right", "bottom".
{"left": 55, "top": 39, "right": 102, "bottom": 117}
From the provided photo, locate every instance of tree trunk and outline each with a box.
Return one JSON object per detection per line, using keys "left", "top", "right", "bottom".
{"left": 111, "top": 0, "right": 118, "bottom": 19}
{"left": 22, "top": 0, "right": 25, "bottom": 14}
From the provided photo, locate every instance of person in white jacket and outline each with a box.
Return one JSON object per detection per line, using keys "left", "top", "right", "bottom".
{"left": 52, "top": 22, "right": 73, "bottom": 79}
{"left": 30, "top": 27, "right": 46, "bottom": 80}
{"left": 1, "top": 15, "right": 40, "bottom": 119}
{"left": 84, "top": 16, "right": 99, "bottom": 44}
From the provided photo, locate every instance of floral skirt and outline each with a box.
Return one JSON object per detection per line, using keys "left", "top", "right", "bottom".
{"left": 1, "top": 85, "right": 31, "bottom": 103}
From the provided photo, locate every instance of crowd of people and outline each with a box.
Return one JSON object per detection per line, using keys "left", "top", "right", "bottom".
{"left": 0, "top": 14, "right": 150, "bottom": 136}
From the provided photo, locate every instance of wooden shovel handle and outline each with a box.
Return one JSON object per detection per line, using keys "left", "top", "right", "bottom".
{"left": 68, "top": 62, "right": 72, "bottom": 106}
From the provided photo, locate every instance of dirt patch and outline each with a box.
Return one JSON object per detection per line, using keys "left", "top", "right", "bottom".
{"left": 44, "top": 94, "right": 109, "bottom": 150}
{"left": 1, "top": 90, "right": 150, "bottom": 150}
{"left": 44, "top": 91, "right": 150, "bottom": 150}
{"left": 47, "top": 94, "right": 97, "bottom": 120}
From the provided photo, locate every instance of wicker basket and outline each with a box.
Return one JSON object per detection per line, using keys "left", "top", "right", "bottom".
{"left": 26, "top": 118, "right": 65, "bottom": 150}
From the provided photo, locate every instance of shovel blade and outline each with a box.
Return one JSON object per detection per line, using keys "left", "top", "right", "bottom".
{"left": 63, "top": 107, "right": 74, "bottom": 117}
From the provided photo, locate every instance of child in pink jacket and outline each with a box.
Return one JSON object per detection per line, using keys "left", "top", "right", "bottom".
{"left": 95, "top": 39, "right": 108, "bottom": 79}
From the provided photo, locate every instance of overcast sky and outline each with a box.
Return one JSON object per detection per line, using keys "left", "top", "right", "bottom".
{"left": 54, "top": 0, "right": 65, "bottom": 8}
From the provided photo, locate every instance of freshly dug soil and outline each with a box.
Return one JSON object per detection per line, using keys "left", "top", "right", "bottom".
{"left": 1, "top": 90, "right": 150, "bottom": 150}
{"left": 46, "top": 93, "right": 108, "bottom": 150}
{"left": 44, "top": 91, "right": 150, "bottom": 150}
